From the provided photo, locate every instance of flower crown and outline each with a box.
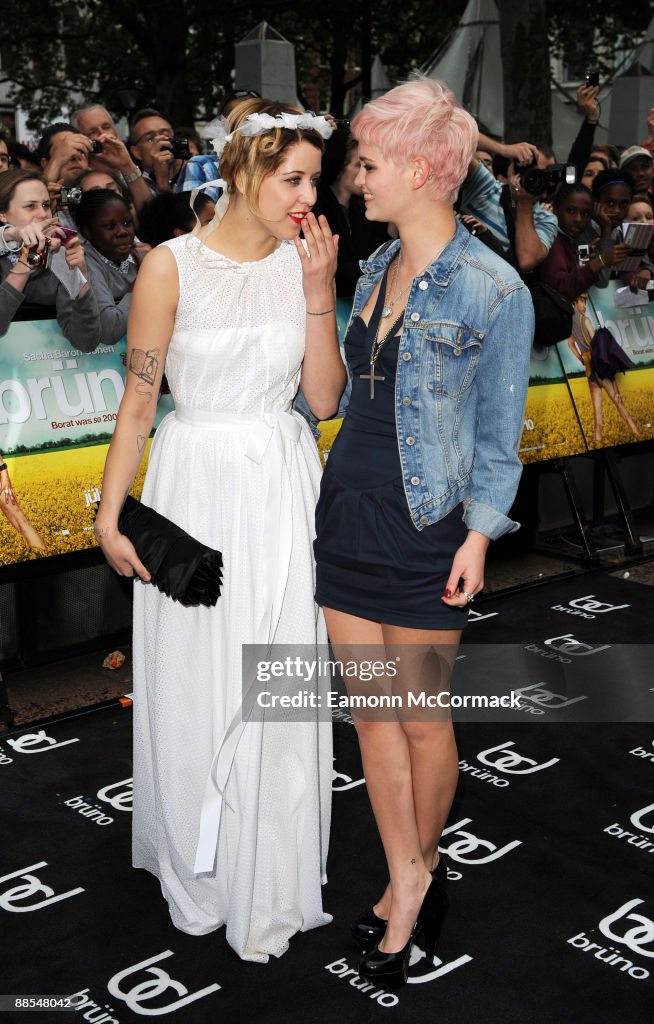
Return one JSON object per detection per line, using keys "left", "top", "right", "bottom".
{"left": 205, "top": 111, "right": 333, "bottom": 157}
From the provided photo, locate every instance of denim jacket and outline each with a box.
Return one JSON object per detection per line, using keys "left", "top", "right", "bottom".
{"left": 350, "top": 219, "right": 534, "bottom": 540}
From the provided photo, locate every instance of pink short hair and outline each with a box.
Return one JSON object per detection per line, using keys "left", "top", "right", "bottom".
{"left": 352, "top": 77, "right": 479, "bottom": 204}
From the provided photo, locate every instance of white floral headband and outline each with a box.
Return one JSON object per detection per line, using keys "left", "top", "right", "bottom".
{"left": 204, "top": 111, "right": 333, "bottom": 157}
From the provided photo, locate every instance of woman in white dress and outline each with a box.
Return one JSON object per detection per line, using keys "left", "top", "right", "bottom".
{"left": 94, "top": 100, "right": 346, "bottom": 962}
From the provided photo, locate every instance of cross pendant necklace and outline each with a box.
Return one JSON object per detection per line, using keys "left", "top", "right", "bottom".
{"left": 360, "top": 363, "right": 385, "bottom": 399}
{"left": 359, "top": 256, "right": 403, "bottom": 398}
{"left": 360, "top": 309, "right": 404, "bottom": 399}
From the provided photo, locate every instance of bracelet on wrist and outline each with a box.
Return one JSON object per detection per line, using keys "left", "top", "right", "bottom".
{"left": 306, "top": 307, "right": 335, "bottom": 316}
{"left": 10, "top": 260, "right": 36, "bottom": 276}
{"left": 124, "top": 167, "right": 143, "bottom": 184}
{"left": 0, "top": 224, "right": 22, "bottom": 253}
{"left": 597, "top": 253, "right": 606, "bottom": 268}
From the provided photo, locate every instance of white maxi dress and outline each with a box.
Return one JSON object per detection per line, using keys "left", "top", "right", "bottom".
{"left": 131, "top": 234, "right": 333, "bottom": 962}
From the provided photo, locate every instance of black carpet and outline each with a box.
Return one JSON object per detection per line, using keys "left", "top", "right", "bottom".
{"left": 1, "top": 569, "right": 653, "bottom": 1023}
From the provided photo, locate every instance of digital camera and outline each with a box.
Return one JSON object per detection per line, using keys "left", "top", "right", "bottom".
{"left": 171, "top": 137, "right": 191, "bottom": 160}
{"left": 518, "top": 161, "right": 576, "bottom": 197}
{"left": 23, "top": 241, "right": 50, "bottom": 271}
{"left": 59, "top": 186, "right": 83, "bottom": 206}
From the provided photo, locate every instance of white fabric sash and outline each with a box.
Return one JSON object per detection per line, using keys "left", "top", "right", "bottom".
{"left": 180, "top": 408, "right": 304, "bottom": 873}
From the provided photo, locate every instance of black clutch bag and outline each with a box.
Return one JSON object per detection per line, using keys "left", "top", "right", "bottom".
{"left": 116, "top": 495, "right": 223, "bottom": 608}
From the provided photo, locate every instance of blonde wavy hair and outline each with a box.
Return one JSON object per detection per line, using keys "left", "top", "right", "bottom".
{"left": 219, "top": 98, "right": 325, "bottom": 215}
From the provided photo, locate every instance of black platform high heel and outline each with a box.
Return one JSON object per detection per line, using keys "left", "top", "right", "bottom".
{"left": 350, "top": 855, "right": 449, "bottom": 950}
{"left": 358, "top": 871, "right": 445, "bottom": 989}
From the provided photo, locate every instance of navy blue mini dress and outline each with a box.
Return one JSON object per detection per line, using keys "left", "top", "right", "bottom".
{"left": 314, "top": 274, "right": 468, "bottom": 630}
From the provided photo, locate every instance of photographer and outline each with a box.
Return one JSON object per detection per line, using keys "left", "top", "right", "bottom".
{"left": 71, "top": 104, "right": 153, "bottom": 215}
{"left": 36, "top": 123, "right": 91, "bottom": 228}
{"left": 37, "top": 123, "right": 91, "bottom": 186}
{"left": 1, "top": 218, "right": 53, "bottom": 255}
{"left": 128, "top": 109, "right": 186, "bottom": 195}
{"left": 460, "top": 134, "right": 558, "bottom": 271}
{"left": 0, "top": 169, "right": 101, "bottom": 351}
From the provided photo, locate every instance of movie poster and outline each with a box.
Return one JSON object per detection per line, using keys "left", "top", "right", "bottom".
{"left": 0, "top": 319, "right": 172, "bottom": 569}
{"left": 556, "top": 281, "right": 654, "bottom": 450}
{"left": 518, "top": 343, "right": 586, "bottom": 464}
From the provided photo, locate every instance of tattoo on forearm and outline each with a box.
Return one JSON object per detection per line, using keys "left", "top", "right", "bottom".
{"left": 129, "top": 348, "right": 159, "bottom": 386}
{"left": 137, "top": 435, "right": 146, "bottom": 453}
{"left": 135, "top": 382, "right": 153, "bottom": 403}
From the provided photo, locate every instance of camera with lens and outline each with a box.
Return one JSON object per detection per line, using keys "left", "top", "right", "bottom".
{"left": 171, "top": 137, "right": 191, "bottom": 160}
{"left": 22, "top": 240, "right": 50, "bottom": 271}
{"left": 333, "top": 119, "right": 351, "bottom": 130}
{"left": 59, "top": 186, "right": 83, "bottom": 206}
{"left": 585, "top": 69, "right": 600, "bottom": 88}
{"left": 91, "top": 139, "right": 104, "bottom": 154}
{"left": 517, "top": 161, "right": 576, "bottom": 197}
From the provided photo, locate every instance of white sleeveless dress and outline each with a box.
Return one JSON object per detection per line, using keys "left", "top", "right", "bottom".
{"left": 131, "top": 234, "right": 332, "bottom": 962}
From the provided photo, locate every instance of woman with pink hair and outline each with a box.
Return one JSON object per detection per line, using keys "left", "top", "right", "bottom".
{"left": 314, "top": 77, "right": 534, "bottom": 986}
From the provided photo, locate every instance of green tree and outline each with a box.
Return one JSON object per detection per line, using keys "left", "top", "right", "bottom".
{"left": 0, "top": 0, "right": 466, "bottom": 129}
{"left": 1, "top": 0, "right": 652, "bottom": 136}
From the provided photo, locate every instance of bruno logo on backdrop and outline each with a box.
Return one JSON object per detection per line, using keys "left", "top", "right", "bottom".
{"left": 479, "top": 740, "right": 559, "bottom": 776}
{"left": 62, "top": 777, "right": 133, "bottom": 827}
{"left": 325, "top": 945, "right": 472, "bottom": 1006}
{"left": 6, "top": 730, "right": 79, "bottom": 754}
{"left": 0, "top": 861, "right": 84, "bottom": 912}
{"left": 103, "top": 950, "right": 221, "bottom": 1015}
{"left": 567, "top": 898, "right": 654, "bottom": 980}
{"left": 98, "top": 777, "right": 133, "bottom": 812}
{"left": 511, "top": 682, "right": 588, "bottom": 716}
{"left": 550, "top": 594, "right": 629, "bottom": 620}
{"left": 438, "top": 818, "right": 522, "bottom": 868}
{"left": 604, "top": 801, "right": 654, "bottom": 857}
{"left": 458, "top": 739, "right": 559, "bottom": 789}
{"left": 543, "top": 633, "right": 611, "bottom": 656}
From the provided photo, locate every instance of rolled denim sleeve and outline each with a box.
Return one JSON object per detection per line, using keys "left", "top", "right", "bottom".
{"left": 463, "top": 282, "right": 534, "bottom": 540}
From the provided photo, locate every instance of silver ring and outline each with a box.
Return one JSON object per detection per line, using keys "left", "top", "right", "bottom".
{"left": 463, "top": 591, "right": 474, "bottom": 604}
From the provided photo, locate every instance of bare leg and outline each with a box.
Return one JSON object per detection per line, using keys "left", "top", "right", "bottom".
{"left": 324, "top": 607, "right": 460, "bottom": 954}
{"left": 588, "top": 381, "right": 603, "bottom": 442}
{"left": 600, "top": 378, "right": 640, "bottom": 436}
{"left": 384, "top": 624, "right": 460, "bottom": 877}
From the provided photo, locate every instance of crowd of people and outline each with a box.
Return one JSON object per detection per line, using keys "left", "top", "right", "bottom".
{"left": 1, "top": 83, "right": 653, "bottom": 354}
{"left": 1, "top": 76, "right": 652, "bottom": 985}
